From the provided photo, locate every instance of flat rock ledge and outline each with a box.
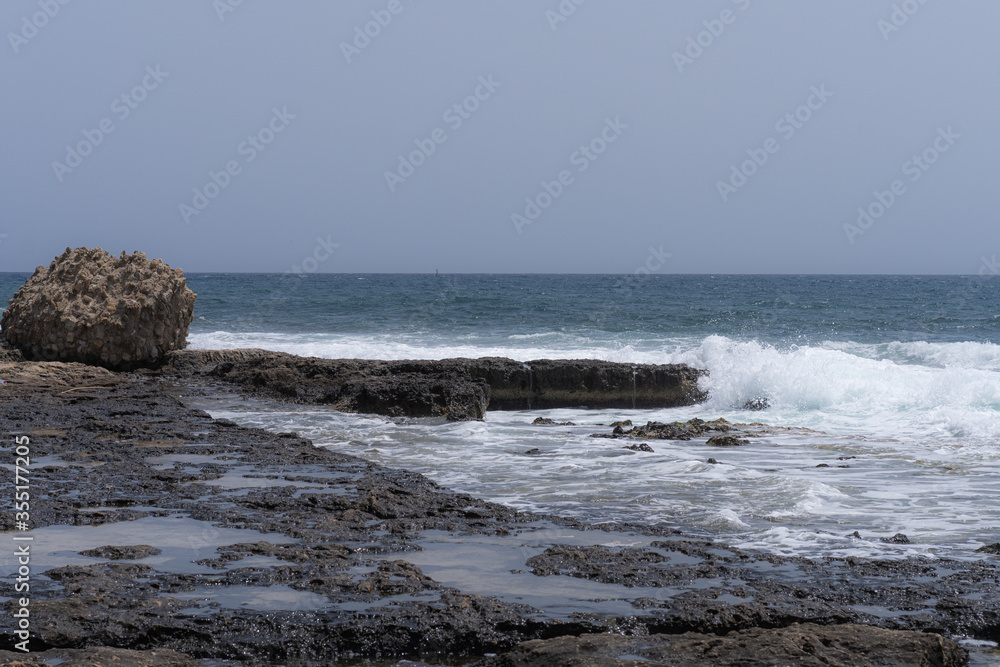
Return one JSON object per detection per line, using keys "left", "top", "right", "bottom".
{"left": 475, "top": 623, "right": 968, "bottom": 667}
{"left": 161, "top": 349, "right": 707, "bottom": 420}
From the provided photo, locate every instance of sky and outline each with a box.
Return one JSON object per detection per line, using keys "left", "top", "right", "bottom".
{"left": 1, "top": 0, "right": 998, "bottom": 275}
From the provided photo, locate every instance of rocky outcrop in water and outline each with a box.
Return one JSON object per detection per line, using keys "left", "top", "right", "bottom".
{"left": 1, "top": 247, "right": 196, "bottom": 369}
{"left": 162, "top": 350, "right": 707, "bottom": 421}
{"left": 595, "top": 418, "right": 733, "bottom": 440}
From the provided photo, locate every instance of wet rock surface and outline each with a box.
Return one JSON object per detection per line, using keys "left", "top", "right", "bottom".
{"left": 2, "top": 248, "right": 196, "bottom": 369}
{"left": 0, "top": 363, "right": 994, "bottom": 665}
{"left": 594, "top": 417, "right": 737, "bottom": 441}
{"left": 77, "top": 544, "right": 162, "bottom": 560}
{"left": 0, "top": 646, "right": 201, "bottom": 666}
{"left": 161, "top": 350, "right": 706, "bottom": 420}
{"left": 531, "top": 417, "right": 575, "bottom": 426}
{"left": 474, "top": 623, "right": 968, "bottom": 667}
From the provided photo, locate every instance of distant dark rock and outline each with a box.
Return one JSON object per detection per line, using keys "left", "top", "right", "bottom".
{"left": 706, "top": 435, "right": 749, "bottom": 447}
{"left": 532, "top": 417, "right": 575, "bottom": 426}
{"left": 816, "top": 463, "right": 831, "bottom": 468}
{"left": 79, "top": 545, "right": 162, "bottom": 560}
{"left": 848, "top": 531, "right": 862, "bottom": 539}
{"left": 838, "top": 456, "right": 856, "bottom": 460}
{"left": 881, "top": 533, "right": 911, "bottom": 544}
{"left": 609, "top": 419, "right": 632, "bottom": 428}
{"left": 623, "top": 443, "right": 654, "bottom": 452}
{"left": 706, "top": 458, "right": 719, "bottom": 465}
{"left": 742, "top": 396, "right": 769, "bottom": 411}
{"left": 975, "top": 543, "right": 1000, "bottom": 554}
{"left": 523, "top": 448, "right": 541, "bottom": 456}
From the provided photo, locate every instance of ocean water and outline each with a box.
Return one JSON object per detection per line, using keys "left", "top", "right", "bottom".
{"left": 4, "top": 273, "right": 1000, "bottom": 558}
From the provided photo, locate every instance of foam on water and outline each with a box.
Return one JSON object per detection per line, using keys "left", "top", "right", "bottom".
{"left": 190, "top": 331, "right": 1000, "bottom": 445}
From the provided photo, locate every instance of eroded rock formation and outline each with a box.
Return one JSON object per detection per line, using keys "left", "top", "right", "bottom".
{"left": 1, "top": 247, "right": 196, "bottom": 369}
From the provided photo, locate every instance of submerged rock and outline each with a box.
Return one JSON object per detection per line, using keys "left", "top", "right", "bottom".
{"left": 742, "top": 396, "right": 770, "bottom": 411}
{"left": 706, "top": 435, "right": 748, "bottom": 447}
{"left": 475, "top": 623, "right": 968, "bottom": 667}
{"left": 78, "top": 545, "right": 162, "bottom": 560}
{"left": 1, "top": 247, "right": 196, "bottom": 369}
{"left": 531, "top": 417, "right": 575, "bottom": 426}
{"left": 881, "top": 533, "right": 911, "bottom": 544}
{"left": 595, "top": 418, "right": 733, "bottom": 441}
{"left": 623, "top": 443, "right": 654, "bottom": 452}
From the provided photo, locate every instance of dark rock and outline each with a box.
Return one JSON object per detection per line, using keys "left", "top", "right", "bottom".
{"left": 0, "top": 647, "right": 200, "bottom": 666}
{"left": 742, "top": 396, "right": 769, "bottom": 411}
{"left": 706, "top": 458, "right": 719, "bottom": 464}
{"left": 609, "top": 419, "right": 632, "bottom": 427}
{"left": 3, "top": 364, "right": 998, "bottom": 664}
{"left": 848, "top": 531, "right": 862, "bottom": 539}
{"left": 975, "top": 543, "right": 1000, "bottom": 555}
{"left": 475, "top": 623, "right": 968, "bottom": 667}
{"left": 597, "top": 418, "right": 733, "bottom": 441}
{"left": 78, "top": 545, "right": 162, "bottom": 560}
{"left": 0, "top": 337, "right": 24, "bottom": 363}
{"left": 1, "top": 247, "right": 196, "bottom": 369}
{"left": 881, "top": 533, "right": 911, "bottom": 544}
{"left": 163, "top": 350, "right": 708, "bottom": 416}
{"left": 838, "top": 456, "right": 856, "bottom": 460}
{"left": 816, "top": 463, "right": 831, "bottom": 468}
{"left": 623, "top": 443, "right": 654, "bottom": 452}
{"left": 706, "top": 435, "right": 748, "bottom": 447}
{"left": 531, "top": 417, "right": 574, "bottom": 426}
{"left": 523, "top": 448, "right": 541, "bottom": 456}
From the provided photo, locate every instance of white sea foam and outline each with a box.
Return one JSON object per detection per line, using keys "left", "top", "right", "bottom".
{"left": 189, "top": 331, "right": 1000, "bottom": 446}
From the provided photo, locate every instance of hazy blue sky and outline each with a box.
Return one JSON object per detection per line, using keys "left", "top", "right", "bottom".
{"left": 1, "top": 1, "right": 997, "bottom": 274}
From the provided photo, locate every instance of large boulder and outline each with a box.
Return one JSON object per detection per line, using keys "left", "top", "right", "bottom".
{"left": 1, "top": 247, "right": 196, "bottom": 369}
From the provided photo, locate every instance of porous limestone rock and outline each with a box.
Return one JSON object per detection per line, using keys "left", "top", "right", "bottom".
{"left": 1, "top": 247, "right": 196, "bottom": 369}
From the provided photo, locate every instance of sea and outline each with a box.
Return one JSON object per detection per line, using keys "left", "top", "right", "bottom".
{"left": 3, "top": 272, "right": 1000, "bottom": 561}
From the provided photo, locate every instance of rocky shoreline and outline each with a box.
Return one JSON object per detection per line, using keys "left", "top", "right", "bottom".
{"left": 159, "top": 349, "right": 707, "bottom": 421}
{"left": 0, "top": 349, "right": 996, "bottom": 665}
